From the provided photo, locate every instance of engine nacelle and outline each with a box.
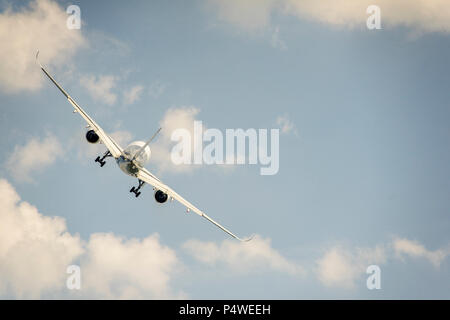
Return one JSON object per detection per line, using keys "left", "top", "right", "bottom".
{"left": 86, "top": 130, "right": 100, "bottom": 144}
{"left": 154, "top": 190, "right": 168, "bottom": 203}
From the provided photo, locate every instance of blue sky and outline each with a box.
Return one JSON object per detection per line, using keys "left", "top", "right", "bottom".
{"left": 0, "top": 0, "right": 449, "bottom": 299}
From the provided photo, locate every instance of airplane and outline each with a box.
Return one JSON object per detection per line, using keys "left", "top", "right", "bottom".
{"left": 36, "top": 51, "right": 252, "bottom": 242}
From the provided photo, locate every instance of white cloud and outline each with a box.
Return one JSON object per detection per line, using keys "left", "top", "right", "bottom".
{"left": 151, "top": 107, "right": 254, "bottom": 174}
{"left": 393, "top": 238, "right": 449, "bottom": 268}
{"left": 81, "top": 233, "right": 184, "bottom": 299}
{"left": 5, "top": 134, "right": 64, "bottom": 183}
{"left": 80, "top": 74, "right": 118, "bottom": 106}
{"left": 316, "top": 245, "right": 386, "bottom": 289}
{"left": 316, "top": 238, "right": 450, "bottom": 289}
{"left": 316, "top": 247, "right": 357, "bottom": 289}
{"left": 285, "top": 0, "right": 450, "bottom": 34}
{"left": 276, "top": 114, "right": 297, "bottom": 135}
{"left": 183, "top": 235, "right": 304, "bottom": 276}
{"left": 0, "top": 0, "right": 86, "bottom": 93}
{"left": 0, "top": 179, "right": 84, "bottom": 298}
{"left": 123, "top": 85, "right": 144, "bottom": 105}
{"left": 0, "top": 178, "right": 184, "bottom": 299}
{"left": 208, "top": 0, "right": 450, "bottom": 35}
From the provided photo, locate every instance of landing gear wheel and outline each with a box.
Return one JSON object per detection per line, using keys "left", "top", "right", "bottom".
{"left": 95, "top": 151, "right": 111, "bottom": 167}
{"left": 130, "top": 179, "right": 145, "bottom": 198}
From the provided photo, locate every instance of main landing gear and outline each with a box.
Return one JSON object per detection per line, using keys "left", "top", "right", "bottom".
{"left": 95, "top": 151, "right": 112, "bottom": 167}
{"left": 130, "top": 179, "right": 145, "bottom": 197}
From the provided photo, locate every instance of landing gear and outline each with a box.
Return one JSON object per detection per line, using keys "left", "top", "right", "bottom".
{"left": 130, "top": 179, "right": 145, "bottom": 197}
{"left": 95, "top": 151, "right": 111, "bottom": 167}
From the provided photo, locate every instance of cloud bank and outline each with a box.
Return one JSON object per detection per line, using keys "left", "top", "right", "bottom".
{"left": 207, "top": 0, "right": 450, "bottom": 35}
{"left": 5, "top": 134, "right": 64, "bottom": 183}
{"left": 316, "top": 238, "right": 449, "bottom": 289}
{"left": 0, "top": 179, "right": 83, "bottom": 298}
{"left": 393, "top": 238, "right": 449, "bottom": 268}
{"left": 183, "top": 235, "right": 304, "bottom": 276}
{"left": 81, "top": 233, "right": 183, "bottom": 299}
{"left": 0, "top": 0, "right": 85, "bottom": 93}
{"left": 0, "top": 179, "right": 183, "bottom": 299}
{"left": 0, "top": 177, "right": 449, "bottom": 298}
{"left": 0, "top": 178, "right": 305, "bottom": 298}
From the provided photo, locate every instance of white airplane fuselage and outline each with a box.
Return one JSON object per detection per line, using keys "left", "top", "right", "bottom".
{"left": 117, "top": 141, "right": 151, "bottom": 176}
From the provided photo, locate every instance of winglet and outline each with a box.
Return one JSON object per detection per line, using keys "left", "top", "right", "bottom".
{"left": 239, "top": 234, "right": 255, "bottom": 242}
{"left": 35, "top": 50, "right": 43, "bottom": 68}
{"left": 228, "top": 233, "right": 254, "bottom": 242}
{"left": 35, "top": 51, "right": 71, "bottom": 99}
{"left": 200, "top": 213, "right": 254, "bottom": 242}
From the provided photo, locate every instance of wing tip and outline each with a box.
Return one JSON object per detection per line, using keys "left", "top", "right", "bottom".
{"left": 238, "top": 234, "right": 255, "bottom": 242}
{"left": 35, "top": 49, "right": 43, "bottom": 68}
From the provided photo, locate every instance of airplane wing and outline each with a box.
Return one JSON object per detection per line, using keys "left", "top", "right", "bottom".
{"left": 137, "top": 167, "right": 253, "bottom": 242}
{"left": 36, "top": 51, "right": 123, "bottom": 158}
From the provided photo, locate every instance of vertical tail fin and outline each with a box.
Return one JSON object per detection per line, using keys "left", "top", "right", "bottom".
{"left": 131, "top": 127, "right": 162, "bottom": 162}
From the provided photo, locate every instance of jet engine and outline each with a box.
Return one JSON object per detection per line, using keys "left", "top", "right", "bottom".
{"left": 86, "top": 130, "right": 100, "bottom": 144}
{"left": 154, "top": 190, "right": 168, "bottom": 203}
